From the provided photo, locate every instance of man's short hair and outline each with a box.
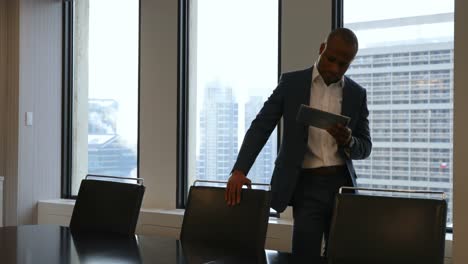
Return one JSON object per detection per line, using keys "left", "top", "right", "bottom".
{"left": 327, "top": 28, "right": 359, "bottom": 53}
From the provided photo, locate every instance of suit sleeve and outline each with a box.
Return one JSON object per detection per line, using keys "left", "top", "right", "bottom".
{"left": 348, "top": 90, "right": 372, "bottom": 159}
{"left": 231, "top": 74, "right": 288, "bottom": 176}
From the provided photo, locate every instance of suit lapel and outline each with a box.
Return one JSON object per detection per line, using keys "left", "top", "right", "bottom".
{"left": 301, "top": 67, "right": 313, "bottom": 106}
{"left": 298, "top": 67, "right": 313, "bottom": 136}
{"left": 341, "top": 76, "right": 353, "bottom": 119}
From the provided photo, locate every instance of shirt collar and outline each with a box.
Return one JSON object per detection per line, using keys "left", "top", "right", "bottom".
{"left": 312, "top": 62, "right": 345, "bottom": 88}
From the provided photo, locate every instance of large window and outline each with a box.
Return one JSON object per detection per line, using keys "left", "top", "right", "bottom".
{"left": 64, "top": 0, "right": 140, "bottom": 196}
{"left": 344, "top": 0, "right": 454, "bottom": 226}
{"left": 185, "top": 0, "right": 280, "bottom": 191}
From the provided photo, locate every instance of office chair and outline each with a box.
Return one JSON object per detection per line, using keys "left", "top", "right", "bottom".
{"left": 69, "top": 174, "right": 145, "bottom": 235}
{"left": 180, "top": 180, "right": 272, "bottom": 253}
{"left": 327, "top": 187, "right": 447, "bottom": 264}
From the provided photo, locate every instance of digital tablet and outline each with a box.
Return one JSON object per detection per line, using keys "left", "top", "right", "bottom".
{"left": 296, "top": 104, "right": 350, "bottom": 130}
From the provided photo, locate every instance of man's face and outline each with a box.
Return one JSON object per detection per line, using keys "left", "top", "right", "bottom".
{"left": 317, "top": 37, "right": 357, "bottom": 85}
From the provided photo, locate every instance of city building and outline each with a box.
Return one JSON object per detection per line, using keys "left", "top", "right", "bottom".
{"left": 88, "top": 99, "right": 137, "bottom": 177}
{"left": 346, "top": 13, "right": 454, "bottom": 223}
{"left": 197, "top": 83, "right": 238, "bottom": 181}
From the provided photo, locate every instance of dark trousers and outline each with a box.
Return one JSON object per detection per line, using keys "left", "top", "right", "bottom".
{"left": 291, "top": 166, "right": 352, "bottom": 257}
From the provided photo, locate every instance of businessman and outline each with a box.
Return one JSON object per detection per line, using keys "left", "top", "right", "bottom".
{"left": 225, "top": 28, "right": 372, "bottom": 257}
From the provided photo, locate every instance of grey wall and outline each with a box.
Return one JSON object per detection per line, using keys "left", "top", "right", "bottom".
{"left": 453, "top": 0, "right": 468, "bottom": 261}
{"left": 1, "top": 0, "right": 62, "bottom": 225}
{"left": 16, "top": 0, "right": 62, "bottom": 225}
{"left": 0, "top": 0, "right": 7, "bottom": 177}
{"left": 0, "top": 0, "right": 7, "bottom": 227}
{"left": 139, "top": 0, "right": 179, "bottom": 209}
{"left": 2, "top": 0, "right": 20, "bottom": 226}
{"left": 281, "top": 0, "right": 331, "bottom": 72}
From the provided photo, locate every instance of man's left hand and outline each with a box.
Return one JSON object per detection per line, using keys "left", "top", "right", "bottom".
{"left": 326, "top": 123, "right": 352, "bottom": 147}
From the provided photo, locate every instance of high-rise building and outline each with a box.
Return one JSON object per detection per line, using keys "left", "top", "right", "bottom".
{"left": 346, "top": 13, "right": 454, "bottom": 223}
{"left": 244, "top": 96, "right": 277, "bottom": 184}
{"left": 88, "top": 99, "right": 137, "bottom": 177}
{"left": 88, "top": 134, "right": 137, "bottom": 177}
{"left": 197, "top": 82, "right": 238, "bottom": 181}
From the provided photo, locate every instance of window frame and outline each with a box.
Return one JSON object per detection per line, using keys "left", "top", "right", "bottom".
{"left": 176, "top": 0, "right": 283, "bottom": 210}
{"left": 336, "top": 0, "right": 453, "bottom": 233}
{"left": 61, "top": 0, "right": 142, "bottom": 199}
{"left": 61, "top": 0, "right": 74, "bottom": 199}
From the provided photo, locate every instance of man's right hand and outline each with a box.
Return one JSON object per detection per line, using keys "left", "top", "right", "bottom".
{"left": 225, "top": 170, "right": 251, "bottom": 206}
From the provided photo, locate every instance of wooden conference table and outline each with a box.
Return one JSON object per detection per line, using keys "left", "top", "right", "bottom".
{"left": 0, "top": 225, "right": 327, "bottom": 264}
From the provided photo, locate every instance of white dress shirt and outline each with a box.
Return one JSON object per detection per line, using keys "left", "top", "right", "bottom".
{"left": 302, "top": 63, "right": 345, "bottom": 169}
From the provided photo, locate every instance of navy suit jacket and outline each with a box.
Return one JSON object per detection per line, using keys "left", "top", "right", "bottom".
{"left": 232, "top": 67, "right": 372, "bottom": 212}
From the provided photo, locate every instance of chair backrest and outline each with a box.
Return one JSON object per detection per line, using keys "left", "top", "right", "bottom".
{"left": 327, "top": 191, "right": 447, "bottom": 264}
{"left": 70, "top": 175, "right": 145, "bottom": 235}
{"left": 180, "top": 185, "right": 271, "bottom": 252}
